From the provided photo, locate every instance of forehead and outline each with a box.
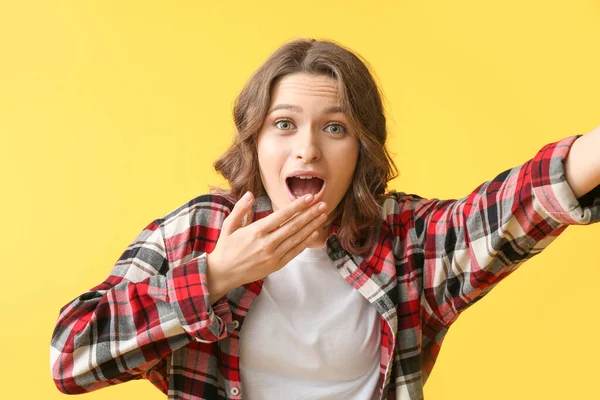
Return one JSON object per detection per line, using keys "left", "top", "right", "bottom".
{"left": 271, "top": 73, "right": 340, "bottom": 102}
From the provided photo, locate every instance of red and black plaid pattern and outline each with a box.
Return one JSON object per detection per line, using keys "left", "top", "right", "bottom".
{"left": 51, "top": 135, "right": 600, "bottom": 399}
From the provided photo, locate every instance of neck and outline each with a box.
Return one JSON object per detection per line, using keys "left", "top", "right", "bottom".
{"left": 305, "top": 224, "right": 331, "bottom": 248}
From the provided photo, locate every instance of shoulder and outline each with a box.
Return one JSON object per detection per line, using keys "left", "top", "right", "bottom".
{"left": 380, "top": 191, "right": 433, "bottom": 218}
{"left": 158, "top": 193, "right": 236, "bottom": 240}
{"left": 379, "top": 192, "right": 454, "bottom": 242}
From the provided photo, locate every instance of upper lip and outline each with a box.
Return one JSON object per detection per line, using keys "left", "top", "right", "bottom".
{"left": 285, "top": 170, "right": 325, "bottom": 180}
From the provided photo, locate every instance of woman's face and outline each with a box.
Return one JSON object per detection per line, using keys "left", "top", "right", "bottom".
{"left": 257, "top": 72, "right": 360, "bottom": 221}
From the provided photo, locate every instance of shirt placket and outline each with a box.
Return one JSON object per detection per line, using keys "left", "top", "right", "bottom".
{"left": 330, "top": 241, "right": 398, "bottom": 400}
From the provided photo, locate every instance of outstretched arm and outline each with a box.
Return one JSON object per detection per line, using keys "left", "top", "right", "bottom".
{"left": 389, "top": 133, "right": 600, "bottom": 331}
{"left": 565, "top": 125, "right": 600, "bottom": 198}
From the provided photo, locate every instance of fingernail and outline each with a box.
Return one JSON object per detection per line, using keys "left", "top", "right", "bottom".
{"left": 304, "top": 194, "right": 313, "bottom": 203}
{"left": 243, "top": 191, "right": 252, "bottom": 202}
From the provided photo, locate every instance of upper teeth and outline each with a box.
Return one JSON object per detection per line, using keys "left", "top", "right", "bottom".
{"left": 294, "top": 176, "right": 314, "bottom": 179}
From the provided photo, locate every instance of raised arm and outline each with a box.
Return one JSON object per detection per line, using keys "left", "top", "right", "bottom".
{"left": 565, "top": 126, "right": 600, "bottom": 198}
{"left": 389, "top": 134, "right": 600, "bottom": 330}
{"left": 50, "top": 214, "right": 235, "bottom": 394}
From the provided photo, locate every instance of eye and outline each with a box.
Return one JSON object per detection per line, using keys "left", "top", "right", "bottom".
{"left": 274, "top": 119, "right": 296, "bottom": 130}
{"left": 324, "top": 123, "right": 347, "bottom": 135}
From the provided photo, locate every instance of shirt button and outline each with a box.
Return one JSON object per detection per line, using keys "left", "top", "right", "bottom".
{"left": 230, "top": 387, "right": 240, "bottom": 396}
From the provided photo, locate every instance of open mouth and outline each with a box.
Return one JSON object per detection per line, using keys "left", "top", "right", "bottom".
{"left": 285, "top": 176, "right": 325, "bottom": 200}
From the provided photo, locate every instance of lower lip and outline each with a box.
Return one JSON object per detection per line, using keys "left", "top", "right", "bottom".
{"left": 286, "top": 179, "right": 326, "bottom": 204}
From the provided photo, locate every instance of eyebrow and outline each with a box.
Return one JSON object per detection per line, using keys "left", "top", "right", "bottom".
{"left": 267, "top": 104, "right": 346, "bottom": 115}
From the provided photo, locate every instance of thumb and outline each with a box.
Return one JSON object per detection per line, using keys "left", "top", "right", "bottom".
{"left": 222, "top": 191, "right": 254, "bottom": 236}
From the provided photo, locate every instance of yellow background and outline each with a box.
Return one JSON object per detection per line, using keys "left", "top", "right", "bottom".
{"left": 1, "top": 0, "right": 599, "bottom": 399}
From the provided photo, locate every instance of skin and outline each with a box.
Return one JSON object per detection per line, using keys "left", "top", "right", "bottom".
{"left": 564, "top": 125, "right": 600, "bottom": 199}
{"left": 256, "top": 72, "right": 360, "bottom": 247}
{"left": 206, "top": 73, "right": 361, "bottom": 304}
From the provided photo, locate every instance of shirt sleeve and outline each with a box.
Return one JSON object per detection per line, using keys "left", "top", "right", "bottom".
{"left": 393, "top": 135, "right": 600, "bottom": 329}
{"left": 50, "top": 217, "right": 234, "bottom": 394}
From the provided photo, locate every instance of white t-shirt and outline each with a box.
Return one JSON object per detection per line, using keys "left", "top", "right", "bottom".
{"left": 239, "top": 245, "right": 381, "bottom": 400}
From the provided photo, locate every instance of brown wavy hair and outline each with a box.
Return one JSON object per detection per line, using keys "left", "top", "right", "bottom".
{"left": 212, "top": 38, "right": 399, "bottom": 256}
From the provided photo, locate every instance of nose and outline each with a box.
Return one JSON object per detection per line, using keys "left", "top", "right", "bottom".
{"left": 292, "top": 128, "right": 321, "bottom": 163}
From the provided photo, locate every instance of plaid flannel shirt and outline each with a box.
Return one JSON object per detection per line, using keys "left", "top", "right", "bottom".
{"left": 51, "top": 135, "right": 600, "bottom": 399}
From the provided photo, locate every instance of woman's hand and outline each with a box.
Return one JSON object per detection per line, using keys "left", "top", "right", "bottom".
{"left": 206, "top": 192, "right": 328, "bottom": 304}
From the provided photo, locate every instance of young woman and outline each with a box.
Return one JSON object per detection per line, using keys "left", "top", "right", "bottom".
{"left": 50, "top": 39, "right": 600, "bottom": 400}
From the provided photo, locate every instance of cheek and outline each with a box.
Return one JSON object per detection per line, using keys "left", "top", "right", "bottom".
{"left": 335, "top": 144, "right": 359, "bottom": 179}
{"left": 257, "top": 140, "right": 285, "bottom": 183}
{"left": 342, "top": 152, "right": 360, "bottom": 192}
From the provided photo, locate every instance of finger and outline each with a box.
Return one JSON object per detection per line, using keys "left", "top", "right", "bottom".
{"left": 278, "top": 199, "right": 320, "bottom": 228}
{"left": 241, "top": 207, "right": 254, "bottom": 227}
{"left": 271, "top": 200, "right": 327, "bottom": 243}
{"left": 275, "top": 206, "right": 327, "bottom": 256}
{"left": 222, "top": 191, "right": 254, "bottom": 236}
{"left": 277, "top": 221, "right": 325, "bottom": 267}
{"left": 256, "top": 194, "right": 316, "bottom": 233}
